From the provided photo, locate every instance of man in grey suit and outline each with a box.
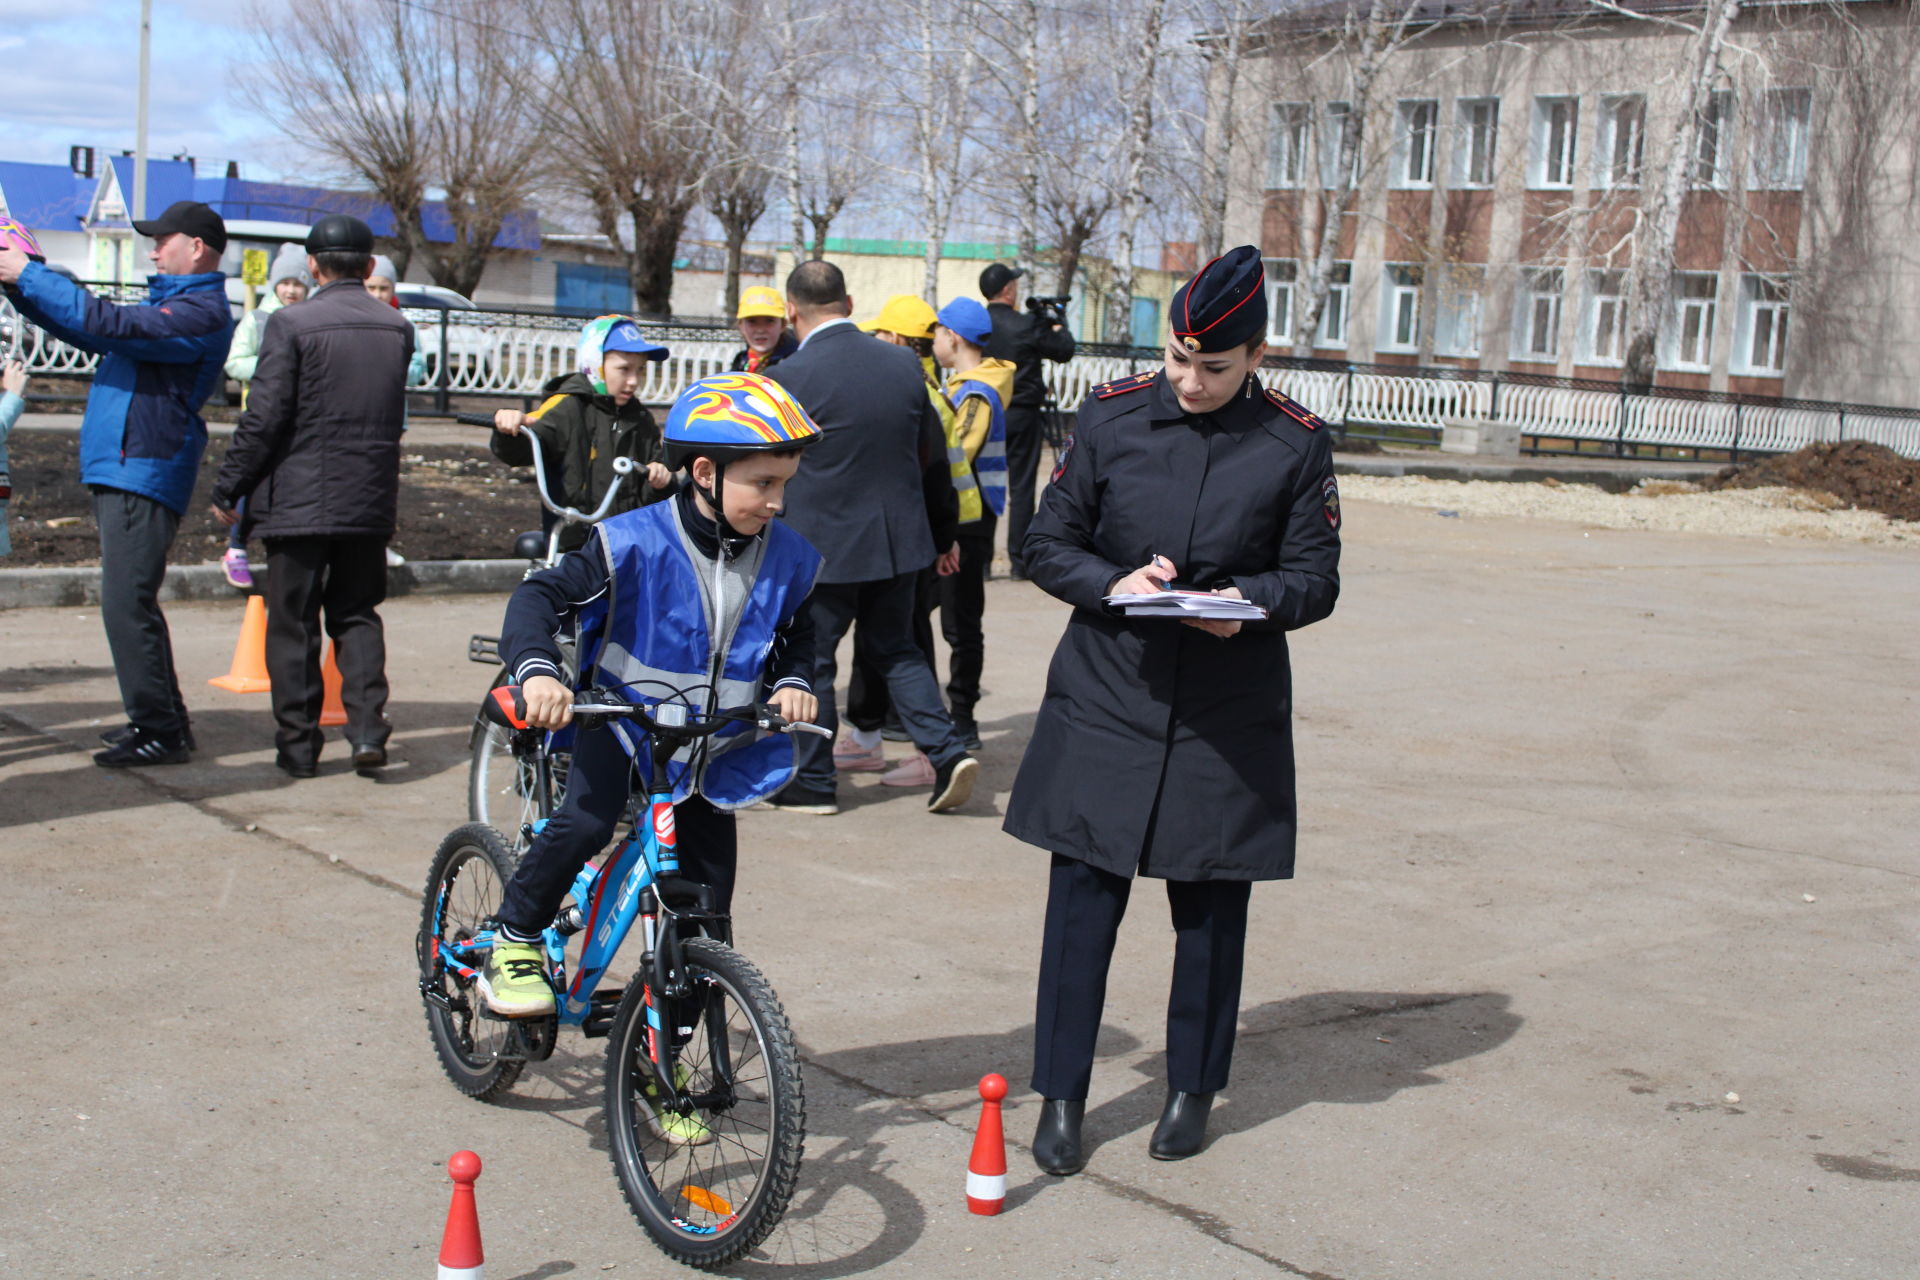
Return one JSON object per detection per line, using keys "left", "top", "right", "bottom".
{"left": 766, "top": 260, "right": 978, "bottom": 815}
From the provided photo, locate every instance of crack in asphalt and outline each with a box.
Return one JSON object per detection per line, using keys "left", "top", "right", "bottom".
{"left": 10, "top": 709, "right": 1356, "bottom": 1277}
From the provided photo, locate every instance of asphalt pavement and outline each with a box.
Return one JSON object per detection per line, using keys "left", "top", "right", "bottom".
{"left": 1, "top": 500, "right": 1915, "bottom": 1279}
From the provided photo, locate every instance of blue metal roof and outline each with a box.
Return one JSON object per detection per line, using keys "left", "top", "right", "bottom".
{"left": 0, "top": 161, "right": 95, "bottom": 232}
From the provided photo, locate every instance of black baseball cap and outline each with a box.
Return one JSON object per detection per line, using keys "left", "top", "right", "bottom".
{"left": 979, "top": 262, "right": 1025, "bottom": 299}
{"left": 305, "top": 213, "right": 375, "bottom": 255}
{"left": 132, "top": 201, "right": 227, "bottom": 252}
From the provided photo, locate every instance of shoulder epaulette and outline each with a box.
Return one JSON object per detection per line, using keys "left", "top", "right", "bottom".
{"left": 1093, "top": 371, "right": 1157, "bottom": 399}
{"left": 1263, "top": 384, "right": 1323, "bottom": 431}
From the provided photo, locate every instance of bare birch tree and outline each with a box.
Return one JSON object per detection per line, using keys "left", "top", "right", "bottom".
{"left": 898, "top": 0, "right": 984, "bottom": 299}
{"left": 1107, "top": 0, "right": 1171, "bottom": 344}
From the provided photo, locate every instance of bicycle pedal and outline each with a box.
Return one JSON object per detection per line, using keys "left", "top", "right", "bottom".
{"left": 468, "top": 635, "right": 501, "bottom": 664}
{"left": 581, "top": 985, "right": 626, "bottom": 1039}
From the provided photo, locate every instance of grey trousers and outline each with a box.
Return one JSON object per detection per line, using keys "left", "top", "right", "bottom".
{"left": 91, "top": 488, "right": 188, "bottom": 739}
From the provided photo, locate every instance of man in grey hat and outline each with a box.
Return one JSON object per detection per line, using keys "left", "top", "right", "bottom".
{"left": 209, "top": 214, "right": 415, "bottom": 778}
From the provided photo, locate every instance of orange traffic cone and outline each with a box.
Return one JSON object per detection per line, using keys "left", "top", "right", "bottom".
{"left": 437, "top": 1151, "right": 485, "bottom": 1279}
{"left": 208, "top": 596, "right": 272, "bottom": 693}
{"left": 967, "top": 1074, "right": 1008, "bottom": 1215}
{"left": 320, "top": 643, "right": 347, "bottom": 727}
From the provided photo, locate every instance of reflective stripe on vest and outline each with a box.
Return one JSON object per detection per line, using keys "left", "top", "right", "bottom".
{"left": 951, "top": 378, "right": 1008, "bottom": 517}
{"left": 579, "top": 503, "right": 823, "bottom": 810}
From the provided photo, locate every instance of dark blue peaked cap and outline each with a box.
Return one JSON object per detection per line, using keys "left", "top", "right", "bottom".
{"left": 1170, "top": 245, "right": 1267, "bottom": 352}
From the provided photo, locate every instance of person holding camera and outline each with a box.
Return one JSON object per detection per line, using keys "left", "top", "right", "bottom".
{"left": 980, "top": 263, "right": 1074, "bottom": 579}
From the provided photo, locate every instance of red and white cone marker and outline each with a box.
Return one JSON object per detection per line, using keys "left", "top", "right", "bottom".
{"left": 967, "top": 1074, "right": 1008, "bottom": 1216}
{"left": 438, "top": 1151, "right": 485, "bottom": 1279}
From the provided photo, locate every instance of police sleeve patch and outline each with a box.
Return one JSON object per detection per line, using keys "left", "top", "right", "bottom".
{"left": 1051, "top": 432, "right": 1077, "bottom": 482}
{"left": 1322, "top": 475, "right": 1341, "bottom": 530}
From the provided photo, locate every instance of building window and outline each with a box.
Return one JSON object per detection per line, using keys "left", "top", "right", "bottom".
{"left": 1751, "top": 88, "right": 1812, "bottom": 189}
{"left": 1735, "top": 275, "right": 1790, "bottom": 374}
{"left": 1268, "top": 102, "right": 1311, "bottom": 189}
{"left": 1316, "top": 262, "right": 1353, "bottom": 348}
{"left": 1693, "top": 90, "right": 1733, "bottom": 188}
{"left": 1531, "top": 96, "right": 1579, "bottom": 188}
{"left": 1264, "top": 259, "right": 1296, "bottom": 341}
{"left": 1668, "top": 272, "right": 1718, "bottom": 370}
{"left": 1395, "top": 99, "right": 1439, "bottom": 187}
{"left": 1454, "top": 98, "right": 1500, "bottom": 187}
{"left": 1579, "top": 269, "right": 1627, "bottom": 365}
{"left": 1434, "top": 266, "right": 1484, "bottom": 357}
{"left": 1322, "top": 101, "right": 1360, "bottom": 188}
{"left": 1379, "top": 264, "right": 1423, "bottom": 352}
{"left": 1512, "top": 267, "right": 1563, "bottom": 360}
{"left": 1596, "top": 94, "right": 1645, "bottom": 187}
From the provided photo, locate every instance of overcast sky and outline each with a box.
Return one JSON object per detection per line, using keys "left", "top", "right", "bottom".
{"left": 1, "top": 0, "right": 314, "bottom": 182}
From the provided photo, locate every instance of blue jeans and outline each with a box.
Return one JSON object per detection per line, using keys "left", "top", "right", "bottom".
{"left": 794, "top": 572, "right": 967, "bottom": 796}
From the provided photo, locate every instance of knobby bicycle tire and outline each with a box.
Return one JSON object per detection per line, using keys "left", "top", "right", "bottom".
{"left": 604, "top": 939, "right": 805, "bottom": 1268}
{"left": 418, "top": 822, "right": 536, "bottom": 1100}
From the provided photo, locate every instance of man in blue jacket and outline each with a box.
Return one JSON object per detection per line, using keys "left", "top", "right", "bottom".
{"left": 0, "top": 201, "right": 235, "bottom": 766}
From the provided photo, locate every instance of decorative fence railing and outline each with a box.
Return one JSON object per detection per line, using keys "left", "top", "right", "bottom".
{"left": 8, "top": 289, "right": 1918, "bottom": 461}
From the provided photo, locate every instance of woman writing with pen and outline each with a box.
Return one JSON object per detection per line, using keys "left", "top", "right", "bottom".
{"left": 1002, "top": 247, "right": 1343, "bottom": 1174}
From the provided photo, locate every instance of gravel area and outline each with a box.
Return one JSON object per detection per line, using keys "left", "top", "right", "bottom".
{"left": 1341, "top": 474, "right": 1920, "bottom": 545}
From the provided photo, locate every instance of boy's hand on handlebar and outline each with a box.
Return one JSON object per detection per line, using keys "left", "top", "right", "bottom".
{"left": 522, "top": 674, "right": 573, "bottom": 730}
{"left": 768, "top": 686, "right": 817, "bottom": 729}
{"left": 645, "top": 461, "right": 673, "bottom": 491}
{"left": 493, "top": 409, "right": 527, "bottom": 436}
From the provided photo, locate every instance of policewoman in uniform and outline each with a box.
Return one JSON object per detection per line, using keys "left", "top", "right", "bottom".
{"left": 1003, "top": 246, "right": 1342, "bottom": 1173}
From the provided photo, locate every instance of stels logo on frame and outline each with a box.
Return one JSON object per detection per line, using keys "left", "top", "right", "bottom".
{"left": 652, "top": 802, "right": 676, "bottom": 846}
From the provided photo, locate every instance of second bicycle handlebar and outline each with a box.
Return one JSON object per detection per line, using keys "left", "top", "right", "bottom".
{"left": 455, "top": 413, "right": 638, "bottom": 529}
{"left": 484, "top": 684, "right": 832, "bottom": 740}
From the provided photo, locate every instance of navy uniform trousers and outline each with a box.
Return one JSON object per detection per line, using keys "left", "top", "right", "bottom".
{"left": 1031, "top": 851, "right": 1252, "bottom": 1101}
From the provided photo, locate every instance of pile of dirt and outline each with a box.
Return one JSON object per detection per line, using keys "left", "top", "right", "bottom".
{"left": 1706, "top": 441, "right": 1920, "bottom": 523}
{"left": 3, "top": 432, "right": 545, "bottom": 567}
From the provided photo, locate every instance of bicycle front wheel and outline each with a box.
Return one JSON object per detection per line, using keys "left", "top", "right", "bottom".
{"left": 605, "top": 939, "right": 805, "bottom": 1268}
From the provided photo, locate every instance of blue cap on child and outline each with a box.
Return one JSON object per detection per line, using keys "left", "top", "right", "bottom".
{"left": 936, "top": 298, "right": 993, "bottom": 347}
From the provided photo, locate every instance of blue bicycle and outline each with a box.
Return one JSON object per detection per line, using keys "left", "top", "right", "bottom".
{"left": 418, "top": 685, "right": 825, "bottom": 1267}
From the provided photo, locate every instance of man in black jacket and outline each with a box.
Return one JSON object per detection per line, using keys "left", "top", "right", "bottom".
{"left": 981, "top": 262, "right": 1074, "bottom": 578}
{"left": 209, "top": 215, "right": 415, "bottom": 778}
{"left": 765, "top": 260, "right": 976, "bottom": 816}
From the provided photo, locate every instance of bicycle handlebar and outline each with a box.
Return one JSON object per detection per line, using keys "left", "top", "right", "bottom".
{"left": 455, "top": 413, "right": 639, "bottom": 528}
{"left": 483, "top": 684, "right": 830, "bottom": 739}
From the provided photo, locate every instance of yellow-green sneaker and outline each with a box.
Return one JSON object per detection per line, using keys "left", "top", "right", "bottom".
{"left": 641, "top": 1063, "right": 714, "bottom": 1146}
{"left": 476, "top": 937, "right": 554, "bottom": 1018}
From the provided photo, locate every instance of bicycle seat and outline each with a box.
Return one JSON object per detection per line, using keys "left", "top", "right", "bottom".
{"left": 513, "top": 530, "right": 546, "bottom": 560}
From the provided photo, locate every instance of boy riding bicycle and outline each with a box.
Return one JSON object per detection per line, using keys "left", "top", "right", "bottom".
{"left": 481, "top": 373, "right": 824, "bottom": 1024}
{"left": 491, "top": 315, "right": 677, "bottom": 550}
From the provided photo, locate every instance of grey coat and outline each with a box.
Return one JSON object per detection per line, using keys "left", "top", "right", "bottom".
{"left": 768, "top": 321, "right": 945, "bottom": 584}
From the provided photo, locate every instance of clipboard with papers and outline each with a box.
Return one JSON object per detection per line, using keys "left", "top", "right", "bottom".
{"left": 1102, "top": 588, "right": 1270, "bottom": 621}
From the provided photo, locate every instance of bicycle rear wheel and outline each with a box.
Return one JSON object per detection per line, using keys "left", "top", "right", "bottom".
{"left": 418, "top": 823, "right": 529, "bottom": 1100}
{"left": 605, "top": 939, "right": 805, "bottom": 1268}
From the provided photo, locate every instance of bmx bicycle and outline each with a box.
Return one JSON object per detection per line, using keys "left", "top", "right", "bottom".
{"left": 454, "top": 411, "right": 645, "bottom": 849}
{"left": 418, "top": 682, "right": 826, "bottom": 1268}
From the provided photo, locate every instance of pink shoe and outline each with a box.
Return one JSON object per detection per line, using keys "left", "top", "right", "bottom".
{"left": 221, "top": 547, "right": 253, "bottom": 589}
{"left": 833, "top": 738, "right": 887, "bottom": 772}
{"left": 879, "top": 752, "right": 935, "bottom": 787}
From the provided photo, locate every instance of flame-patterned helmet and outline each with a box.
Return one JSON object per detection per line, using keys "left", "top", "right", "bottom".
{"left": 0, "top": 218, "right": 45, "bottom": 262}
{"left": 662, "top": 372, "right": 822, "bottom": 470}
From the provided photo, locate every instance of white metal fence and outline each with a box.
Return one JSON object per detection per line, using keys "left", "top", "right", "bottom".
{"left": 9, "top": 291, "right": 1918, "bottom": 460}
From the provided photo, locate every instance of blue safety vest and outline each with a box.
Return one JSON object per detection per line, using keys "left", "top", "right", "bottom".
{"left": 576, "top": 502, "right": 823, "bottom": 810}
{"left": 949, "top": 378, "right": 1008, "bottom": 518}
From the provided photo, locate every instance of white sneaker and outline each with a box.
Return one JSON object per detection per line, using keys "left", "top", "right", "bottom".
{"left": 385, "top": 547, "right": 406, "bottom": 567}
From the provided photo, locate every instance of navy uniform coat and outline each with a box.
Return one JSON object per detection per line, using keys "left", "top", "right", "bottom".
{"left": 1002, "top": 370, "right": 1341, "bottom": 882}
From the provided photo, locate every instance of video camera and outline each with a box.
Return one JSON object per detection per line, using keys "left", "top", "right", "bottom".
{"left": 1026, "top": 294, "right": 1071, "bottom": 327}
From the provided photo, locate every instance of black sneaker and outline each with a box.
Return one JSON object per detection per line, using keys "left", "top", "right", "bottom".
{"left": 928, "top": 754, "right": 978, "bottom": 813}
{"left": 93, "top": 728, "right": 190, "bottom": 768}
{"left": 101, "top": 720, "right": 197, "bottom": 752}
{"left": 761, "top": 784, "right": 839, "bottom": 815}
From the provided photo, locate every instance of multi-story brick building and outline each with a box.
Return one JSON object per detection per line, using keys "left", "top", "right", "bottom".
{"left": 1220, "top": 0, "right": 1920, "bottom": 407}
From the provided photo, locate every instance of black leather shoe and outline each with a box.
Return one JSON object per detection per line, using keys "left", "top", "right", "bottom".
{"left": 350, "top": 742, "right": 388, "bottom": 772}
{"left": 1148, "top": 1090, "right": 1215, "bottom": 1160}
{"left": 275, "top": 753, "right": 317, "bottom": 779}
{"left": 1032, "top": 1098, "right": 1086, "bottom": 1176}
